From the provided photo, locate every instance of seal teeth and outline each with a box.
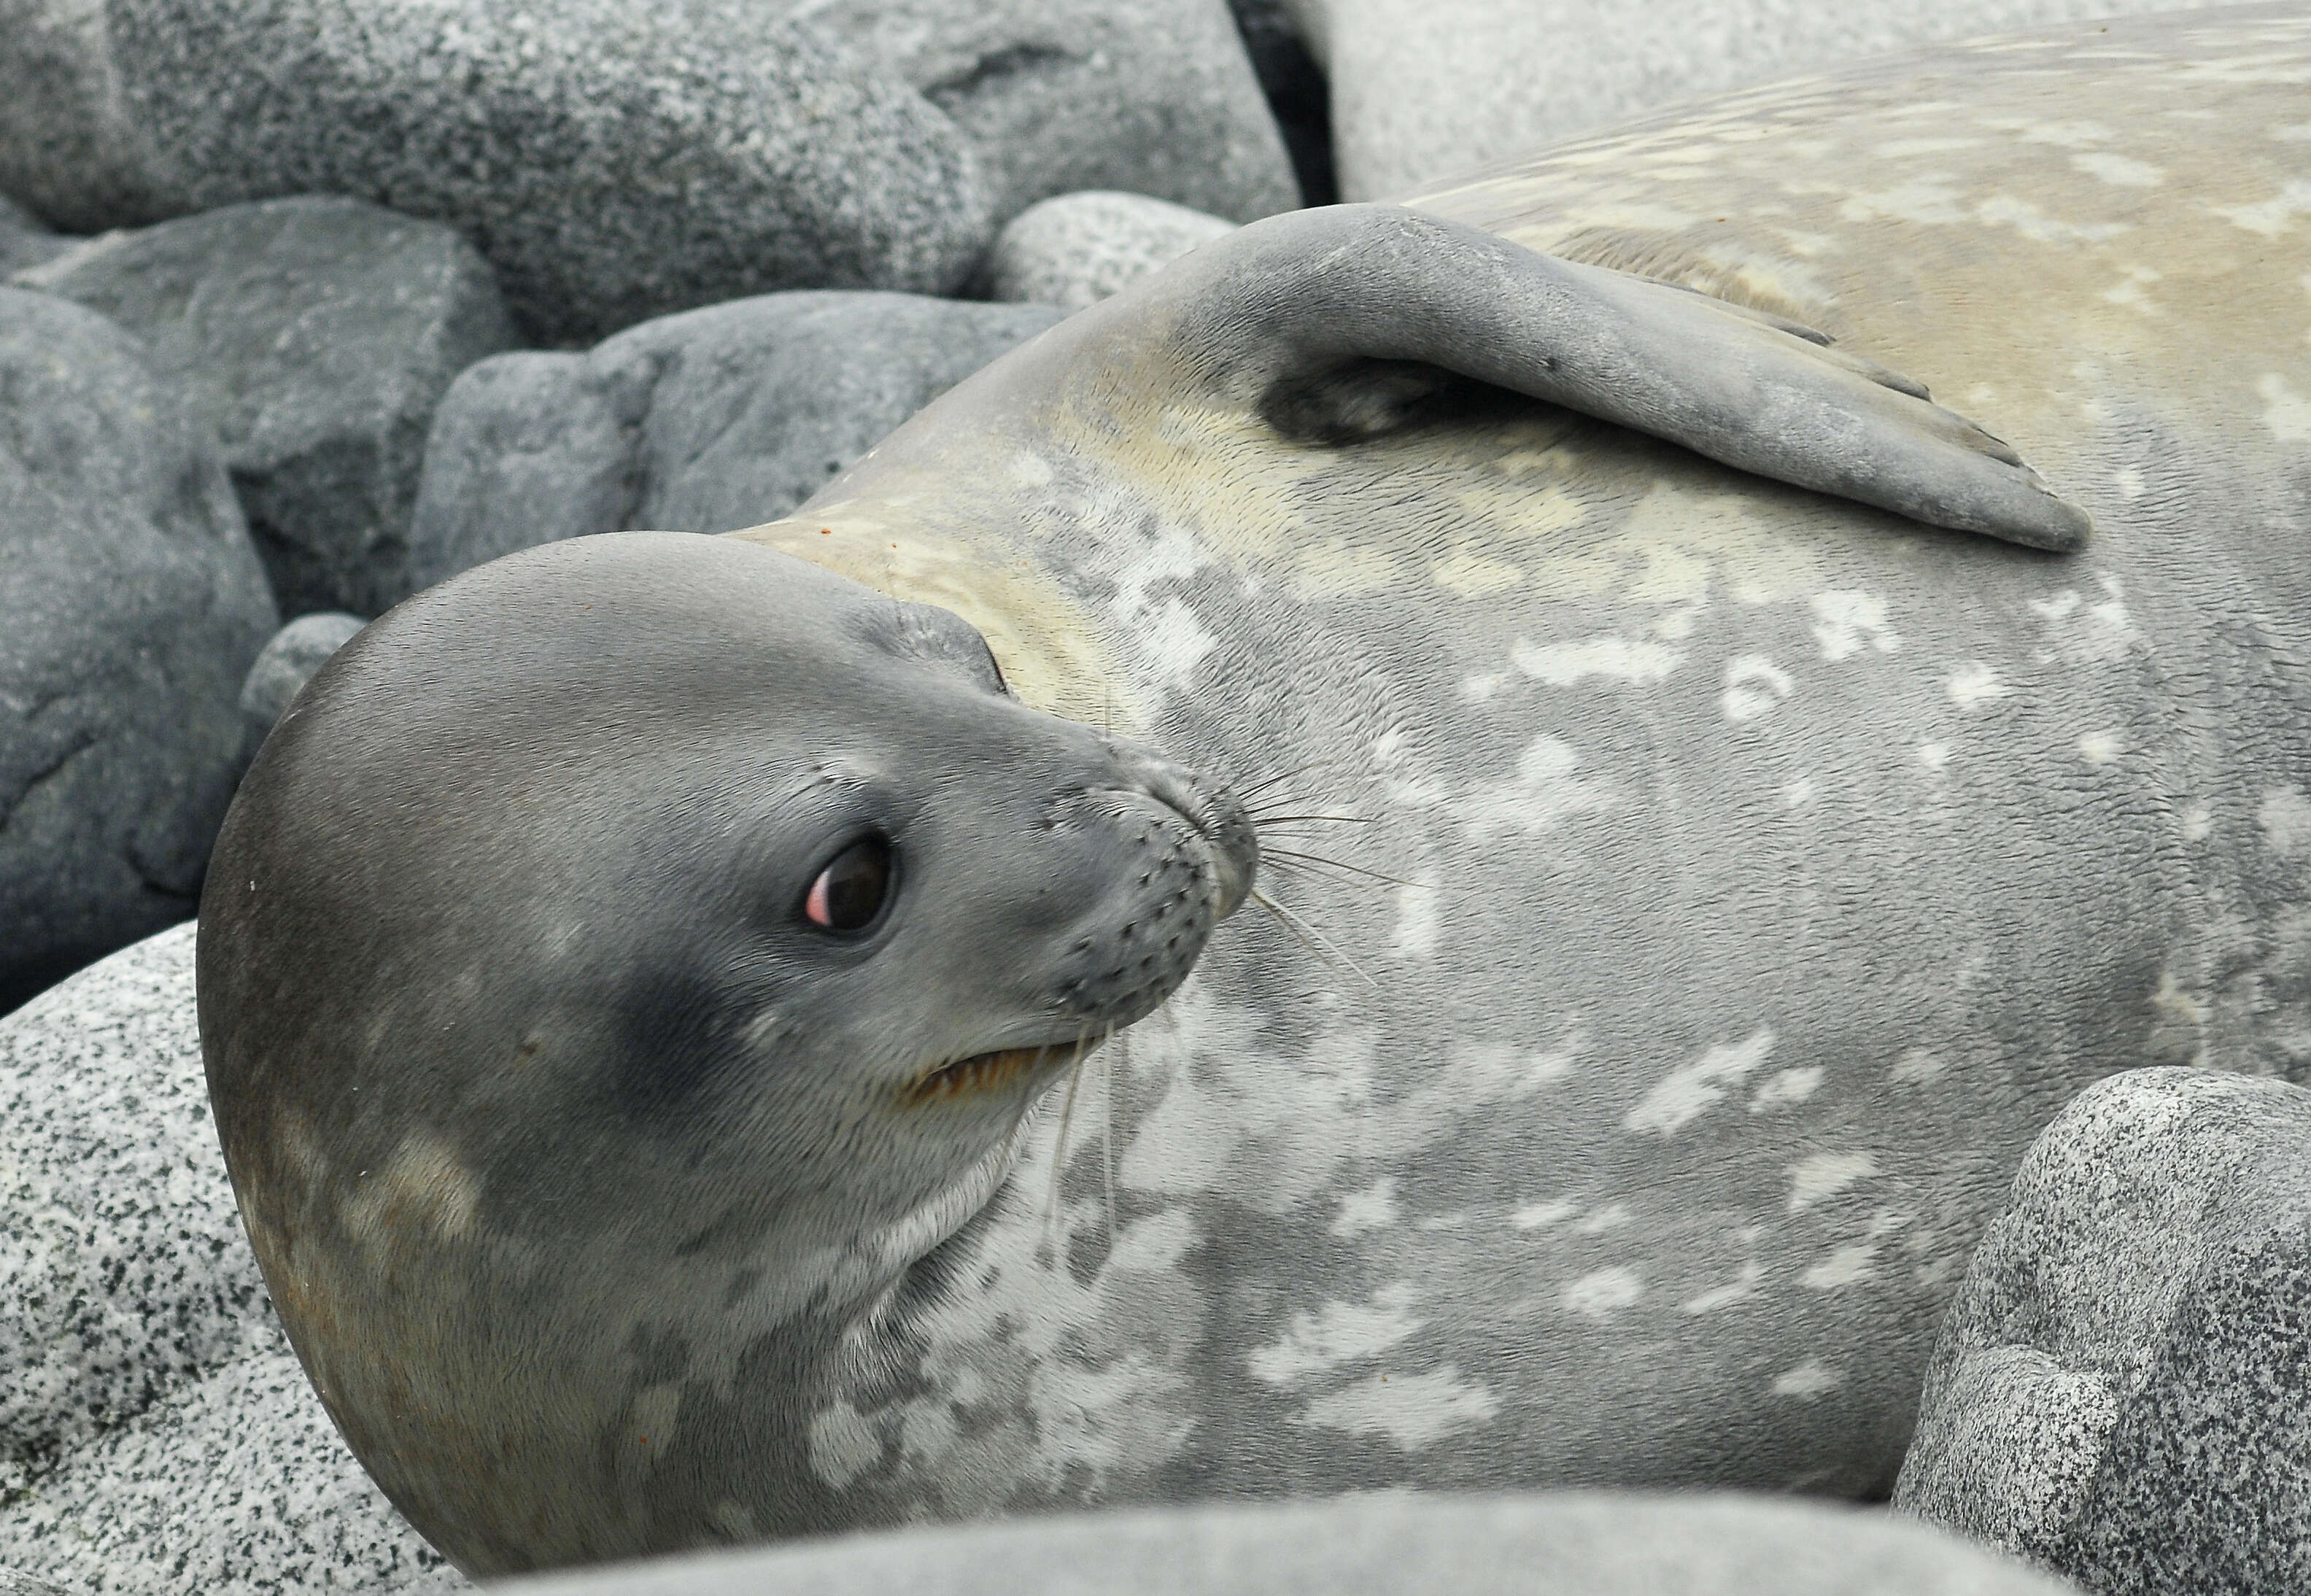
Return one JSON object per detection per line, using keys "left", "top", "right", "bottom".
{"left": 898, "top": 1045, "right": 1050, "bottom": 1107}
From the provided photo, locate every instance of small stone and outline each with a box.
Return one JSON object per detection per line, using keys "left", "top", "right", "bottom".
{"left": 0, "top": 289, "right": 276, "bottom": 1012}
{"left": 1288, "top": 0, "right": 2218, "bottom": 200}
{"left": 981, "top": 191, "right": 1237, "bottom": 313}
{"left": 0, "top": 0, "right": 995, "bottom": 344}
{"left": 408, "top": 293, "right": 1062, "bottom": 593}
{"left": 794, "top": 0, "right": 1300, "bottom": 221}
{"left": 16, "top": 195, "right": 518, "bottom": 617}
{"left": 240, "top": 613, "right": 366, "bottom": 763}
{"left": 1894, "top": 1067, "right": 2311, "bottom": 1595}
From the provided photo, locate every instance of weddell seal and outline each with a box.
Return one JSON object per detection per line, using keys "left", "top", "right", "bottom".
{"left": 199, "top": 3, "right": 2310, "bottom": 1577}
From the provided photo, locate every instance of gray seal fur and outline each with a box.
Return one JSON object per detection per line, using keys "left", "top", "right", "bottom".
{"left": 203, "top": 3, "right": 2306, "bottom": 1578}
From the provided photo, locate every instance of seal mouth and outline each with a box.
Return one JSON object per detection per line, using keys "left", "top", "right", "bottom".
{"left": 897, "top": 1044, "right": 1072, "bottom": 1108}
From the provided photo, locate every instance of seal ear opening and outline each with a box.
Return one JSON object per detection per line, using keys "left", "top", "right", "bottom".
{"left": 1257, "top": 357, "right": 1482, "bottom": 446}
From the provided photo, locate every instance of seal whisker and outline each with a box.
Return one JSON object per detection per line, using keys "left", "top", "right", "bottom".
{"left": 1262, "top": 849, "right": 1416, "bottom": 888}
{"left": 1041, "top": 1030, "right": 1091, "bottom": 1258}
{"left": 1247, "top": 812, "right": 1378, "bottom": 826}
{"left": 1262, "top": 856, "right": 1400, "bottom": 898}
{"left": 1250, "top": 888, "right": 1383, "bottom": 991}
{"left": 1099, "top": 1026, "right": 1118, "bottom": 1252}
{"left": 1232, "top": 759, "right": 1346, "bottom": 800}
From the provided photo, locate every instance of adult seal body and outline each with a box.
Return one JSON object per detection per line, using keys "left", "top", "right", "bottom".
{"left": 204, "top": 3, "right": 2307, "bottom": 1578}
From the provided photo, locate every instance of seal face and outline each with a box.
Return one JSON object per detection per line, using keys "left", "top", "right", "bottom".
{"left": 198, "top": 530, "right": 1255, "bottom": 1571}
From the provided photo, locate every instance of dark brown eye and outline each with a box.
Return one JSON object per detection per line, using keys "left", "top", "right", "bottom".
{"left": 803, "top": 837, "right": 891, "bottom": 932}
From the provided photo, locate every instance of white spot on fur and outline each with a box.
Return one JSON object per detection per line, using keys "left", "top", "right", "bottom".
{"left": 1463, "top": 735, "right": 1609, "bottom": 838}
{"left": 1390, "top": 878, "right": 1439, "bottom": 958}
{"left": 1682, "top": 1260, "right": 1764, "bottom": 1314}
{"left": 2257, "top": 373, "right": 2311, "bottom": 441}
{"left": 1781, "top": 777, "right": 1817, "bottom": 807}
{"left": 2072, "top": 152, "right": 2161, "bottom": 187}
{"left": 1803, "top": 1244, "right": 1880, "bottom": 1290}
{"left": 2260, "top": 787, "right": 2311, "bottom": 857}
{"left": 2216, "top": 179, "right": 2311, "bottom": 236}
{"left": 1773, "top": 1360, "right": 1846, "bottom": 1399}
{"left": 1788, "top": 1153, "right": 1878, "bottom": 1213}
{"left": 1840, "top": 181, "right": 1964, "bottom": 226}
{"left": 1250, "top": 1283, "right": 1423, "bottom": 1386}
{"left": 1890, "top": 1049, "right": 1946, "bottom": 1085}
{"left": 1139, "top": 598, "right": 1217, "bottom": 686}
{"left": 2029, "top": 581, "right": 2134, "bottom": 664}
{"left": 1511, "top": 634, "right": 1682, "bottom": 687}
{"left": 1721, "top": 656, "right": 1794, "bottom": 722}
{"left": 2102, "top": 265, "right": 2161, "bottom": 313}
{"left": 1331, "top": 1178, "right": 1401, "bottom": 1239}
{"left": 1916, "top": 742, "right": 1950, "bottom": 771}
{"left": 1751, "top": 1067, "right": 1824, "bottom": 1112}
{"left": 2078, "top": 732, "right": 2124, "bottom": 765}
{"left": 1943, "top": 662, "right": 2012, "bottom": 707}
{"left": 1624, "top": 1029, "right": 1776, "bottom": 1136}
{"left": 1562, "top": 1267, "right": 1644, "bottom": 1319}
{"left": 1295, "top": 1368, "right": 1500, "bottom": 1449}
{"left": 1810, "top": 592, "right": 1900, "bottom": 662}
{"left": 1460, "top": 672, "right": 1508, "bottom": 702}
{"left": 1975, "top": 195, "right": 2126, "bottom": 244}
{"left": 1575, "top": 1203, "right": 1633, "bottom": 1234}
{"left": 808, "top": 1400, "right": 883, "bottom": 1488}
{"left": 2114, "top": 465, "right": 2146, "bottom": 498}
{"left": 1511, "top": 1198, "right": 1579, "bottom": 1231}
{"left": 2181, "top": 804, "right": 2213, "bottom": 842}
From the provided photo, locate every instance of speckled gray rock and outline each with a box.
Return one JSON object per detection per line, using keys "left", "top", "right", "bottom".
{"left": 239, "top": 613, "right": 365, "bottom": 764}
{"left": 0, "top": 1567, "right": 69, "bottom": 1595}
{"left": 0, "top": 926, "right": 466, "bottom": 1594}
{"left": 2, "top": 1349, "right": 468, "bottom": 1595}
{"left": 1281, "top": 0, "right": 2223, "bottom": 199}
{"left": 980, "top": 191, "right": 1236, "bottom": 312}
{"left": 792, "top": 0, "right": 1298, "bottom": 222}
{"left": 508, "top": 1492, "right": 2080, "bottom": 1595}
{"left": 0, "top": 288, "right": 276, "bottom": 1012}
{"left": 0, "top": 0, "right": 993, "bottom": 345}
{"left": 15, "top": 196, "right": 516, "bottom": 617}
{"left": 0, "top": 197, "right": 72, "bottom": 275}
{"left": 0, "top": 925, "right": 263, "bottom": 1491}
{"left": 1894, "top": 1068, "right": 2311, "bottom": 1595}
{"left": 408, "top": 293, "right": 1063, "bottom": 591}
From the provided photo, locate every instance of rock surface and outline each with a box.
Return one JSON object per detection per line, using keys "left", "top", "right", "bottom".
{"left": 0, "top": 0, "right": 994, "bottom": 344}
{"left": 793, "top": 0, "right": 1299, "bottom": 221}
{"left": 408, "top": 292, "right": 1062, "bottom": 591}
{"left": 980, "top": 190, "right": 1236, "bottom": 312}
{"left": 0, "top": 926, "right": 466, "bottom": 1595}
{"left": 1281, "top": 0, "right": 2224, "bottom": 199}
{"left": 15, "top": 196, "right": 517, "bottom": 617}
{"left": 1894, "top": 1068, "right": 2311, "bottom": 1595}
{"left": 511, "top": 1492, "right": 2080, "bottom": 1595}
{"left": 0, "top": 288, "right": 276, "bottom": 1014}
{"left": 0, "top": 198, "right": 71, "bottom": 276}
{"left": 239, "top": 613, "right": 366, "bottom": 764}
{"left": 0, "top": 1568, "right": 67, "bottom": 1596}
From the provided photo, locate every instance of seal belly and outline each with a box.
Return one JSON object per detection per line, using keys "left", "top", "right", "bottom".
{"left": 785, "top": 7, "right": 2310, "bottom": 1514}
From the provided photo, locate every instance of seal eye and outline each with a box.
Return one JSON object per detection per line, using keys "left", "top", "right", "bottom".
{"left": 803, "top": 837, "right": 891, "bottom": 933}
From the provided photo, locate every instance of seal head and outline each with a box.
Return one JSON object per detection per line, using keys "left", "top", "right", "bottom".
{"left": 198, "top": 530, "right": 1255, "bottom": 1572}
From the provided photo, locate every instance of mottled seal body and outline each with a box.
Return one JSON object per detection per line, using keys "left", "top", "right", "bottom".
{"left": 748, "top": 1, "right": 2308, "bottom": 1520}
{"left": 203, "top": 3, "right": 2307, "bottom": 1578}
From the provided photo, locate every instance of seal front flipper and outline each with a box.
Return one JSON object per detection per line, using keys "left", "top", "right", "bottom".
{"left": 1160, "top": 203, "right": 2090, "bottom": 551}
